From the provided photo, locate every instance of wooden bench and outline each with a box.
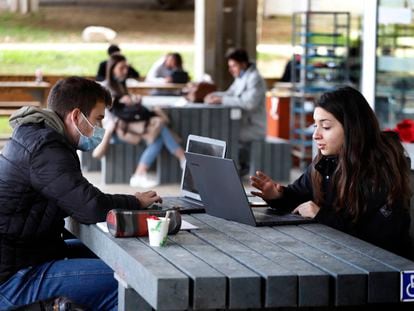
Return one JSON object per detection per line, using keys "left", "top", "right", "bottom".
{"left": 80, "top": 151, "right": 102, "bottom": 172}
{"left": 102, "top": 142, "right": 181, "bottom": 184}
{"left": 250, "top": 136, "right": 292, "bottom": 182}
{"left": 100, "top": 101, "right": 241, "bottom": 185}
{"left": 0, "top": 102, "right": 42, "bottom": 149}
{"left": 0, "top": 81, "right": 50, "bottom": 106}
{"left": 0, "top": 101, "right": 41, "bottom": 116}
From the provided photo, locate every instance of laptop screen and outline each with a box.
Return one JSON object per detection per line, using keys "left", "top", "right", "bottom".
{"left": 181, "top": 135, "right": 226, "bottom": 200}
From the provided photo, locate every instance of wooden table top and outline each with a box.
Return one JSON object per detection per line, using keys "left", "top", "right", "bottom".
{"left": 0, "top": 81, "right": 51, "bottom": 88}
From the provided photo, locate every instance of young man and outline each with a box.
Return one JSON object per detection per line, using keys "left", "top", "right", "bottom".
{"left": 204, "top": 48, "right": 267, "bottom": 175}
{"left": 0, "top": 77, "right": 161, "bottom": 310}
{"left": 96, "top": 44, "right": 140, "bottom": 82}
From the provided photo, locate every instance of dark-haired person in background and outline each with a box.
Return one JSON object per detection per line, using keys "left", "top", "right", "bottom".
{"left": 204, "top": 48, "right": 266, "bottom": 176}
{"left": 96, "top": 54, "right": 186, "bottom": 188}
{"left": 251, "top": 86, "right": 412, "bottom": 259}
{"left": 145, "top": 52, "right": 189, "bottom": 83}
{"left": 96, "top": 44, "right": 140, "bottom": 82}
{"left": 0, "top": 77, "right": 161, "bottom": 310}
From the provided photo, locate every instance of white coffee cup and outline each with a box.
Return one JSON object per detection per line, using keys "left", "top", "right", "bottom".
{"left": 147, "top": 217, "right": 170, "bottom": 247}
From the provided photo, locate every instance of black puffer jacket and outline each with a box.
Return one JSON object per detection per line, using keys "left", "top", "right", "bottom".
{"left": 268, "top": 156, "right": 412, "bottom": 259}
{"left": 0, "top": 108, "right": 140, "bottom": 283}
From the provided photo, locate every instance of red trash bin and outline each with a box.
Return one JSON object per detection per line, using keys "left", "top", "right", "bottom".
{"left": 266, "top": 90, "right": 290, "bottom": 139}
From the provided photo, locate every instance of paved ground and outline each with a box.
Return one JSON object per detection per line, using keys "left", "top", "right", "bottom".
{"left": 84, "top": 171, "right": 181, "bottom": 196}
{"left": 83, "top": 167, "right": 303, "bottom": 198}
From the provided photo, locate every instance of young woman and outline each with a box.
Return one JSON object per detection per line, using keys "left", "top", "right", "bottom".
{"left": 145, "top": 52, "right": 186, "bottom": 83}
{"left": 251, "top": 86, "right": 412, "bottom": 258}
{"left": 94, "top": 54, "right": 185, "bottom": 188}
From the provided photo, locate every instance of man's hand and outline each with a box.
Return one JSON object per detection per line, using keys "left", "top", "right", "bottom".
{"left": 204, "top": 94, "right": 222, "bottom": 105}
{"left": 292, "top": 201, "right": 320, "bottom": 218}
{"left": 135, "top": 191, "right": 162, "bottom": 208}
{"left": 250, "top": 171, "right": 284, "bottom": 201}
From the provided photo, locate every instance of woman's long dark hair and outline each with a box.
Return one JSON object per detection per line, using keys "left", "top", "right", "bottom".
{"left": 105, "top": 54, "right": 128, "bottom": 97}
{"left": 311, "top": 86, "right": 411, "bottom": 221}
{"left": 166, "top": 52, "right": 183, "bottom": 70}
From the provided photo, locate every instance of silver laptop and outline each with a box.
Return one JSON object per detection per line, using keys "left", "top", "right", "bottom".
{"left": 157, "top": 135, "right": 227, "bottom": 213}
{"left": 185, "top": 152, "right": 314, "bottom": 226}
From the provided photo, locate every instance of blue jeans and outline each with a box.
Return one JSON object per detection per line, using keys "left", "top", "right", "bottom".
{"left": 139, "top": 126, "right": 181, "bottom": 167}
{"left": 0, "top": 240, "right": 117, "bottom": 311}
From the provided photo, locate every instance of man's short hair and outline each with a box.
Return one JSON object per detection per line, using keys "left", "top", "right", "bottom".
{"left": 107, "top": 44, "right": 121, "bottom": 56}
{"left": 47, "top": 77, "right": 112, "bottom": 119}
{"left": 226, "top": 48, "right": 249, "bottom": 64}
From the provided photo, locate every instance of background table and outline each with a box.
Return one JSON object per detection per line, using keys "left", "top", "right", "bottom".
{"left": 0, "top": 81, "right": 50, "bottom": 105}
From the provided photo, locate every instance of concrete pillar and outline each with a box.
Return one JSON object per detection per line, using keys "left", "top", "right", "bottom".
{"left": 8, "top": 0, "right": 19, "bottom": 12}
{"left": 19, "top": 0, "right": 29, "bottom": 14}
{"left": 8, "top": 0, "right": 38, "bottom": 13}
{"left": 30, "top": 0, "right": 39, "bottom": 12}
{"left": 194, "top": 0, "right": 258, "bottom": 90}
{"left": 361, "top": 0, "right": 378, "bottom": 108}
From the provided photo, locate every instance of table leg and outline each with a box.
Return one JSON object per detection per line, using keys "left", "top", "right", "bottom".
{"left": 116, "top": 273, "right": 152, "bottom": 311}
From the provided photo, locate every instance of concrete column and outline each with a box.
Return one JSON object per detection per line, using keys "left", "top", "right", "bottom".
{"left": 8, "top": 0, "right": 38, "bottom": 13}
{"left": 19, "top": 0, "right": 29, "bottom": 14}
{"left": 194, "top": 0, "right": 258, "bottom": 90}
{"left": 30, "top": 0, "right": 39, "bottom": 12}
{"left": 361, "top": 0, "right": 378, "bottom": 108}
{"left": 8, "top": 0, "right": 18, "bottom": 12}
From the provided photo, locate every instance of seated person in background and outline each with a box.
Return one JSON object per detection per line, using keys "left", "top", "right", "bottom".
{"left": 96, "top": 44, "right": 140, "bottom": 82}
{"left": 204, "top": 48, "right": 266, "bottom": 176}
{"left": 0, "top": 77, "right": 161, "bottom": 310}
{"left": 94, "top": 54, "right": 186, "bottom": 188}
{"left": 251, "top": 86, "right": 413, "bottom": 259}
{"left": 145, "top": 52, "right": 189, "bottom": 84}
{"left": 280, "top": 54, "right": 301, "bottom": 82}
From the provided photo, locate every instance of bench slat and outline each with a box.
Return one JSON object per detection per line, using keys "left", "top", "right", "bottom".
{"left": 169, "top": 217, "right": 263, "bottom": 309}
{"left": 140, "top": 231, "right": 227, "bottom": 310}
{"left": 0, "top": 101, "right": 41, "bottom": 108}
{"left": 198, "top": 215, "right": 368, "bottom": 306}
{"left": 190, "top": 214, "right": 331, "bottom": 307}
{"left": 65, "top": 220, "right": 189, "bottom": 310}
{"left": 278, "top": 225, "right": 399, "bottom": 303}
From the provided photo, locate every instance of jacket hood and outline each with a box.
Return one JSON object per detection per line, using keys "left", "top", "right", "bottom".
{"left": 9, "top": 106, "right": 66, "bottom": 136}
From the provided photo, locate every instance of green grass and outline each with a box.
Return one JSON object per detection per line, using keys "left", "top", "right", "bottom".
{"left": 0, "top": 49, "right": 195, "bottom": 77}
{"left": 0, "top": 9, "right": 286, "bottom": 78}
{"left": 0, "top": 117, "right": 12, "bottom": 136}
{"left": 0, "top": 49, "right": 280, "bottom": 78}
{"left": 0, "top": 12, "right": 79, "bottom": 42}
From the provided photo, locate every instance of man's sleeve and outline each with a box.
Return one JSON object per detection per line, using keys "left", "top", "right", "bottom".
{"left": 221, "top": 73, "right": 265, "bottom": 110}
{"left": 30, "top": 141, "right": 141, "bottom": 224}
{"left": 96, "top": 61, "right": 106, "bottom": 82}
{"left": 128, "top": 66, "right": 140, "bottom": 79}
{"left": 145, "top": 57, "right": 166, "bottom": 82}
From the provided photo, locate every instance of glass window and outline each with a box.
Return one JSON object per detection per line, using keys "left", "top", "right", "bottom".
{"left": 376, "top": 0, "right": 414, "bottom": 129}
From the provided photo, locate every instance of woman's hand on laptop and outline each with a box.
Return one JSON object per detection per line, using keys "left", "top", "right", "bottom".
{"left": 135, "top": 191, "right": 162, "bottom": 208}
{"left": 292, "top": 201, "right": 320, "bottom": 218}
{"left": 250, "top": 171, "right": 284, "bottom": 201}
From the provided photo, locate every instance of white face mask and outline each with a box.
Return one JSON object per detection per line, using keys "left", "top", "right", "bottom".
{"left": 75, "top": 112, "right": 105, "bottom": 151}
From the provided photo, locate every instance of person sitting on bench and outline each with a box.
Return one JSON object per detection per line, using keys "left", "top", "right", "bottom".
{"left": 94, "top": 54, "right": 186, "bottom": 188}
